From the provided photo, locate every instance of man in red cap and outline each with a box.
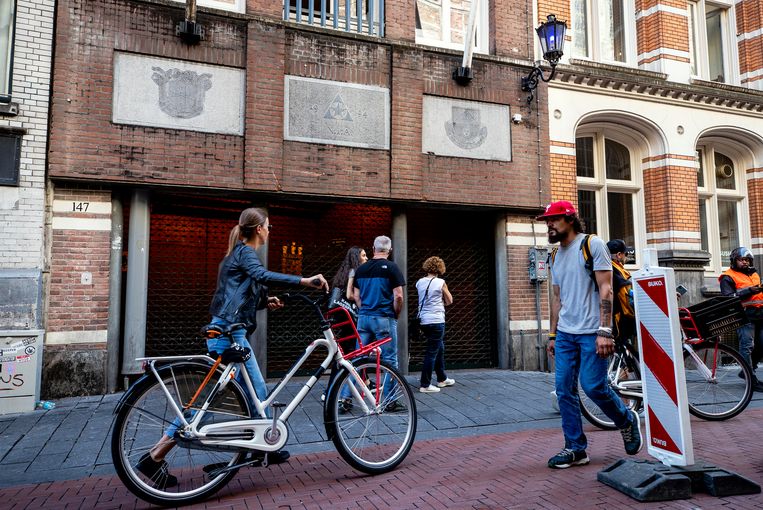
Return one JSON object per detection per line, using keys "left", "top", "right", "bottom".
{"left": 538, "top": 201, "right": 642, "bottom": 469}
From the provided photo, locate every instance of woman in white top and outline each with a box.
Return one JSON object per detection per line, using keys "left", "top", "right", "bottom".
{"left": 416, "top": 256, "right": 455, "bottom": 393}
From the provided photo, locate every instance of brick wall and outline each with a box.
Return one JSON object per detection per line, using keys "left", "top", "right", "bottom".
{"left": 48, "top": 0, "right": 248, "bottom": 187}
{"left": 549, "top": 143, "right": 576, "bottom": 203}
{"left": 0, "top": 0, "right": 53, "bottom": 272}
{"left": 51, "top": 0, "right": 548, "bottom": 209}
{"left": 736, "top": 0, "right": 763, "bottom": 89}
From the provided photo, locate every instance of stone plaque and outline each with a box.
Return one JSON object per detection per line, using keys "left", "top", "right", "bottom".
{"left": 422, "top": 96, "right": 511, "bottom": 161}
{"left": 284, "top": 76, "right": 390, "bottom": 150}
{"left": 113, "top": 53, "right": 245, "bottom": 136}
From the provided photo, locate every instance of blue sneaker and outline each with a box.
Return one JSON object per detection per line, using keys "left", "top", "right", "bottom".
{"left": 547, "top": 448, "right": 589, "bottom": 469}
{"left": 621, "top": 409, "right": 643, "bottom": 455}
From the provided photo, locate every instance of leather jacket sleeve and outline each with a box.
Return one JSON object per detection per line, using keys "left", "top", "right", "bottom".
{"left": 239, "top": 247, "right": 302, "bottom": 287}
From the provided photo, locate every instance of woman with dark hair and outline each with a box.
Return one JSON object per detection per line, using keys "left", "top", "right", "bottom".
{"left": 136, "top": 207, "right": 328, "bottom": 486}
{"left": 328, "top": 246, "right": 368, "bottom": 318}
{"left": 416, "top": 256, "right": 454, "bottom": 393}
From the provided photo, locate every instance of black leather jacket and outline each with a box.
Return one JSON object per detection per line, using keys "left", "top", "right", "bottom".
{"left": 209, "top": 242, "right": 301, "bottom": 327}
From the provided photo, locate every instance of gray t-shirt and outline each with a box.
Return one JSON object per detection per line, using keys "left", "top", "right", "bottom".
{"left": 551, "top": 233, "right": 612, "bottom": 334}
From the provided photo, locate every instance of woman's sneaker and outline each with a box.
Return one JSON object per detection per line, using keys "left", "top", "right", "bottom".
{"left": 437, "top": 378, "right": 456, "bottom": 388}
{"left": 547, "top": 448, "right": 589, "bottom": 469}
{"left": 420, "top": 385, "right": 440, "bottom": 393}
{"left": 136, "top": 452, "right": 178, "bottom": 489}
{"left": 621, "top": 409, "right": 643, "bottom": 455}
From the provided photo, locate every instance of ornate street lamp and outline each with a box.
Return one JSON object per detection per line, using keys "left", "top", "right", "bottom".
{"left": 521, "top": 14, "right": 567, "bottom": 103}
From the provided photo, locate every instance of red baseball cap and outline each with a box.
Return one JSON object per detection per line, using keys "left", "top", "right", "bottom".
{"left": 536, "top": 200, "right": 577, "bottom": 220}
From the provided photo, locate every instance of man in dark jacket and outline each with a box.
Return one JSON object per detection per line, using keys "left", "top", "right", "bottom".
{"left": 719, "top": 246, "right": 763, "bottom": 391}
{"left": 606, "top": 239, "right": 636, "bottom": 344}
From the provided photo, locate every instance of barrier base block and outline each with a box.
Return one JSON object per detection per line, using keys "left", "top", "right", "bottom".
{"left": 597, "top": 459, "right": 761, "bottom": 502}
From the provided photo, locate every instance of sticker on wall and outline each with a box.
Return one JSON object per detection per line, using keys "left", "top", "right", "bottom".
{"left": 284, "top": 76, "right": 390, "bottom": 149}
{"left": 112, "top": 53, "right": 245, "bottom": 135}
{"left": 422, "top": 96, "right": 511, "bottom": 161}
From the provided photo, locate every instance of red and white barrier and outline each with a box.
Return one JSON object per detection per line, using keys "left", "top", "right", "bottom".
{"left": 632, "top": 262, "right": 694, "bottom": 467}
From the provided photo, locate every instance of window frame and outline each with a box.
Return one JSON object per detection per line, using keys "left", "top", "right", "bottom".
{"left": 0, "top": 130, "right": 22, "bottom": 186}
{"left": 0, "top": 0, "right": 16, "bottom": 98}
{"left": 170, "top": 0, "right": 245, "bottom": 14}
{"left": 575, "top": 129, "right": 645, "bottom": 268}
{"left": 687, "top": 0, "right": 739, "bottom": 85}
{"left": 696, "top": 143, "right": 749, "bottom": 273}
{"left": 415, "top": 0, "right": 489, "bottom": 55}
{"left": 568, "top": 0, "right": 637, "bottom": 66}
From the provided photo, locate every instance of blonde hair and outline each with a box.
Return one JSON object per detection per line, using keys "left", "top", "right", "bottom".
{"left": 226, "top": 207, "right": 267, "bottom": 256}
{"left": 422, "top": 256, "right": 445, "bottom": 276}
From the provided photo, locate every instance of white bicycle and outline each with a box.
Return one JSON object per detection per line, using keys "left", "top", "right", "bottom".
{"left": 110, "top": 293, "right": 417, "bottom": 506}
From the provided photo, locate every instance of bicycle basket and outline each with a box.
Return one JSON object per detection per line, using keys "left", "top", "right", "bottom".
{"left": 679, "top": 296, "right": 749, "bottom": 340}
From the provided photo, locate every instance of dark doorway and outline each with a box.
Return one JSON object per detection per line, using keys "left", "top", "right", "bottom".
{"left": 266, "top": 203, "right": 392, "bottom": 376}
{"left": 407, "top": 209, "right": 497, "bottom": 370}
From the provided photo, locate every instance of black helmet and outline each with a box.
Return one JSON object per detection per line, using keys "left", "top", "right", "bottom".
{"left": 730, "top": 247, "right": 754, "bottom": 268}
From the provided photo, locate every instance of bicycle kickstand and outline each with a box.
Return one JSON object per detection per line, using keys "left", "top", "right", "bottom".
{"left": 263, "top": 401, "right": 286, "bottom": 468}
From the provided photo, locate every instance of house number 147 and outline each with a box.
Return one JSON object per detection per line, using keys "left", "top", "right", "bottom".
{"left": 72, "top": 202, "right": 90, "bottom": 212}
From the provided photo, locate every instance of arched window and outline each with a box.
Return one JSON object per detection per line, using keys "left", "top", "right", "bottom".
{"left": 576, "top": 132, "right": 644, "bottom": 264}
{"left": 696, "top": 146, "right": 748, "bottom": 270}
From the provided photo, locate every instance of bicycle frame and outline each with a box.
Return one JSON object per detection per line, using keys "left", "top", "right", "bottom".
{"left": 136, "top": 306, "right": 392, "bottom": 452}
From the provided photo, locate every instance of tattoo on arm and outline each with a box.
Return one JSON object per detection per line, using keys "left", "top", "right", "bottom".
{"left": 600, "top": 299, "right": 612, "bottom": 329}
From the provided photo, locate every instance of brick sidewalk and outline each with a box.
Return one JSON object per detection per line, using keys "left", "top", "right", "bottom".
{"left": 2, "top": 409, "right": 762, "bottom": 509}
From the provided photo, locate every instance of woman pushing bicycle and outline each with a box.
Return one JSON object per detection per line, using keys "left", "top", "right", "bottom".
{"left": 136, "top": 207, "right": 328, "bottom": 488}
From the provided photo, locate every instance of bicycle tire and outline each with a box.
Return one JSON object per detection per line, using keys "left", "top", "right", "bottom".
{"left": 111, "top": 362, "right": 252, "bottom": 507}
{"left": 325, "top": 359, "right": 417, "bottom": 474}
{"left": 579, "top": 347, "right": 642, "bottom": 430}
{"left": 683, "top": 341, "right": 753, "bottom": 420}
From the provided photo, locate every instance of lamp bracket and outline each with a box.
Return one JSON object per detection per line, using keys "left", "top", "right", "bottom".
{"left": 520, "top": 64, "right": 558, "bottom": 104}
{"left": 176, "top": 20, "right": 205, "bottom": 45}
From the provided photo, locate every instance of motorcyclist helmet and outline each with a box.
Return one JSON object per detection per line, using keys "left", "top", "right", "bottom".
{"left": 730, "top": 247, "right": 754, "bottom": 269}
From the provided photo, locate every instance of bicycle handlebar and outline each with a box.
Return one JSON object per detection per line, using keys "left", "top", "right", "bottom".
{"left": 282, "top": 291, "right": 330, "bottom": 325}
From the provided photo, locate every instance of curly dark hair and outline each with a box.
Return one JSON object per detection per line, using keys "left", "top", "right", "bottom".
{"left": 332, "top": 246, "right": 366, "bottom": 289}
{"left": 422, "top": 256, "right": 446, "bottom": 276}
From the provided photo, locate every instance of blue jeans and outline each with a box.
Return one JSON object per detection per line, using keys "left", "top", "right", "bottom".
{"left": 555, "top": 330, "right": 631, "bottom": 451}
{"left": 737, "top": 321, "right": 763, "bottom": 378}
{"left": 420, "top": 323, "right": 447, "bottom": 388}
{"left": 165, "top": 317, "right": 268, "bottom": 437}
{"left": 354, "top": 315, "right": 399, "bottom": 398}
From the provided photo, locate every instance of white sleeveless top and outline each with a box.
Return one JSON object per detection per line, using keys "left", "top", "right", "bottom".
{"left": 416, "top": 277, "right": 445, "bottom": 325}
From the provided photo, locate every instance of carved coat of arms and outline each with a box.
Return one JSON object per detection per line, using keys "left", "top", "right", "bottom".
{"left": 151, "top": 67, "right": 212, "bottom": 119}
{"left": 444, "top": 106, "right": 488, "bottom": 150}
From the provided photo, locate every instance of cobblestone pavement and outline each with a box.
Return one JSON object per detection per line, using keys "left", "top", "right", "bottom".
{"left": 0, "top": 369, "right": 561, "bottom": 488}
{"left": 1, "top": 408, "right": 763, "bottom": 509}
{"left": 1, "top": 369, "right": 763, "bottom": 509}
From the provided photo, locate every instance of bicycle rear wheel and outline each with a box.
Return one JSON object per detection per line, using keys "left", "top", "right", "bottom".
{"left": 683, "top": 341, "right": 753, "bottom": 420}
{"left": 111, "top": 362, "right": 252, "bottom": 507}
{"left": 579, "top": 349, "right": 642, "bottom": 430}
{"left": 326, "top": 359, "right": 417, "bottom": 474}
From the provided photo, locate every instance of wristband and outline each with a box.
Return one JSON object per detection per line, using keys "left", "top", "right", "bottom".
{"left": 548, "top": 333, "right": 557, "bottom": 338}
{"left": 597, "top": 328, "right": 614, "bottom": 339}
{"left": 598, "top": 326, "right": 612, "bottom": 333}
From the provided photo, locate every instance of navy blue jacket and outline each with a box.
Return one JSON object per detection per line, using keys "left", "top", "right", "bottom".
{"left": 209, "top": 242, "right": 301, "bottom": 327}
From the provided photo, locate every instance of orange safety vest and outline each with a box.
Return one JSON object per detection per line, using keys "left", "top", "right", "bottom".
{"left": 719, "top": 269, "right": 763, "bottom": 308}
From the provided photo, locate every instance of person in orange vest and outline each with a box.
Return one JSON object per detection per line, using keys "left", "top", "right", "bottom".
{"left": 719, "top": 246, "right": 763, "bottom": 392}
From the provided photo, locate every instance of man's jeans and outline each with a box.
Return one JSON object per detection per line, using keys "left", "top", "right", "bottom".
{"left": 555, "top": 330, "right": 631, "bottom": 451}
{"left": 355, "top": 315, "right": 399, "bottom": 399}
{"left": 737, "top": 321, "right": 763, "bottom": 378}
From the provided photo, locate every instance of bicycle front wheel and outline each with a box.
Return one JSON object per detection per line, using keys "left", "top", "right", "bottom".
{"left": 579, "top": 349, "right": 642, "bottom": 430}
{"left": 111, "top": 362, "right": 252, "bottom": 507}
{"left": 683, "top": 342, "right": 753, "bottom": 420}
{"left": 326, "top": 360, "right": 417, "bottom": 474}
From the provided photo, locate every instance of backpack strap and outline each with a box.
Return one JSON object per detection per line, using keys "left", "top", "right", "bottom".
{"left": 580, "top": 234, "right": 599, "bottom": 291}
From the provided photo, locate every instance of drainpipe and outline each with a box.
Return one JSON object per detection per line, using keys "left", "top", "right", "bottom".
{"left": 107, "top": 197, "right": 123, "bottom": 393}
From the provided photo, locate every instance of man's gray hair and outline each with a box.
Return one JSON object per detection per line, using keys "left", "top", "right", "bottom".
{"left": 373, "top": 235, "right": 392, "bottom": 253}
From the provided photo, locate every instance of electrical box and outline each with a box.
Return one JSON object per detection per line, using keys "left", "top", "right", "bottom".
{"left": 528, "top": 247, "right": 549, "bottom": 282}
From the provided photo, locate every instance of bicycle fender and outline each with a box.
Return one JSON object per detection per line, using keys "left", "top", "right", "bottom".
{"left": 113, "top": 360, "right": 217, "bottom": 415}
